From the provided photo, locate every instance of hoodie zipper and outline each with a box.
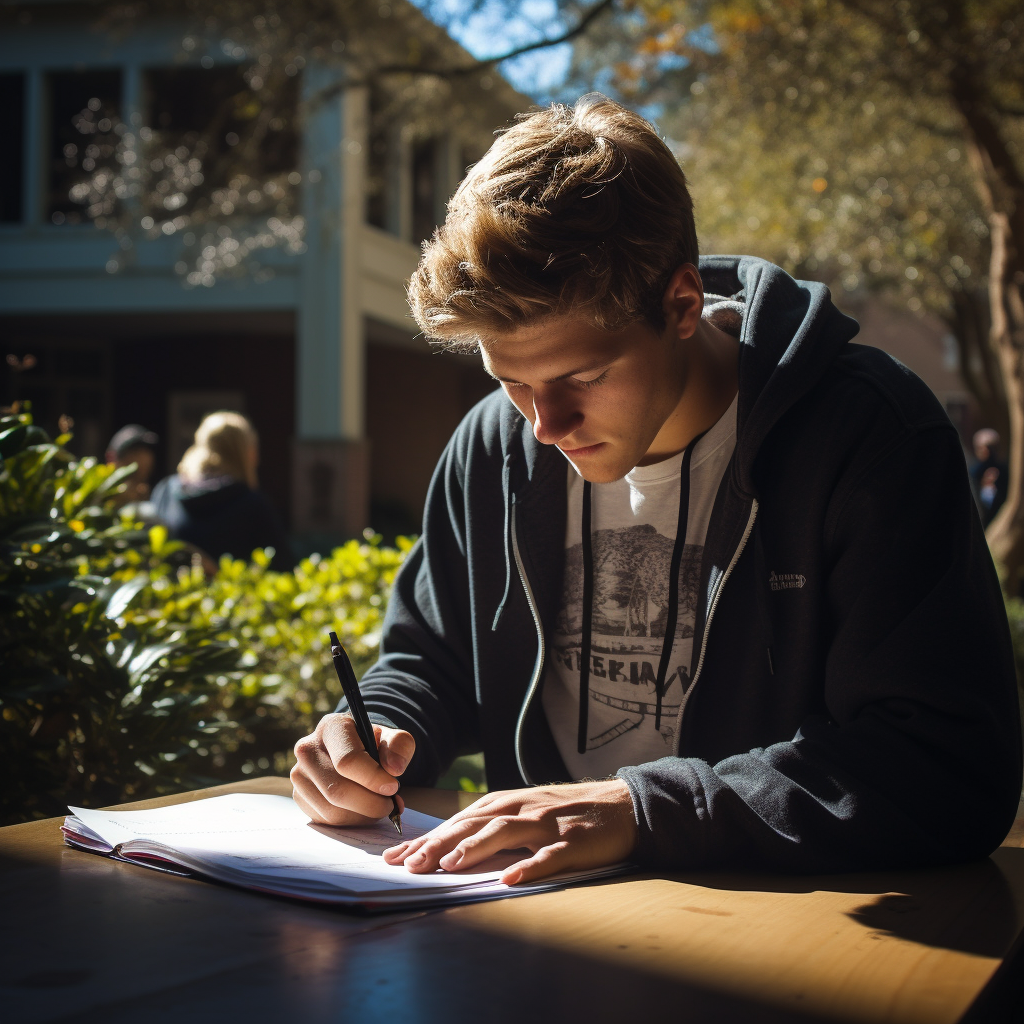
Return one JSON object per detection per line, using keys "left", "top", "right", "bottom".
{"left": 673, "top": 498, "right": 759, "bottom": 749}
{"left": 510, "top": 503, "right": 545, "bottom": 786}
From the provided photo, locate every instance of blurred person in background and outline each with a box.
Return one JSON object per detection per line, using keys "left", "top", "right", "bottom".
{"left": 105, "top": 424, "right": 159, "bottom": 506}
{"left": 151, "top": 411, "right": 295, "bottom": 572}
{"left": 970, "top": 428, "right": 1008, "bottom": 526}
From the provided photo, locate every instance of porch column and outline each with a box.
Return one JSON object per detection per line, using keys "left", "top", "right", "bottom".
{"left": 294, "top": 68, "right": 370, "bottom": 540}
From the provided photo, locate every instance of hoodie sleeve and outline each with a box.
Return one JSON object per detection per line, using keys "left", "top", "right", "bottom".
{"left": 618, "top": 421, "right": 1022, "bottom": 872}
{"left": 334, "top": 422, "right": 484, "bottom": 787}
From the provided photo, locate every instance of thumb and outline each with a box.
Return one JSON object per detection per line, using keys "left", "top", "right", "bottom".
{"left": 377, "top": 727, "right": 416, "bottom": 776}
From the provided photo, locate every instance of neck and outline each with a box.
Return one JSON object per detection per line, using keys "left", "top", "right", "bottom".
{"left": 638, "top": 319, "right": 739, "bottom": 466}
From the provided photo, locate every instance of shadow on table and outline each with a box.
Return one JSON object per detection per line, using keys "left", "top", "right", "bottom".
{"left": 667, "top": 846, "right": 1024, "bottom": 959}
{"left": 2, "top": 840, "right": 1022, "bottom": 1024}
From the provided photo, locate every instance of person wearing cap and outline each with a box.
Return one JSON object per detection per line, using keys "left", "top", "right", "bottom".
{"left": 105, "top": 424, "right": 159, "bottom": 505}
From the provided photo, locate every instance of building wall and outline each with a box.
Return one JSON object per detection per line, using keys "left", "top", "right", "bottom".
{"left": 365, "top": 320, "right": 497, "bottom": 534}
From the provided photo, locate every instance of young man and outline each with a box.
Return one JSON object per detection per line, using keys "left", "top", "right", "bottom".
{"left": 291, "top": 96, "right": 1021, "bottom": 885}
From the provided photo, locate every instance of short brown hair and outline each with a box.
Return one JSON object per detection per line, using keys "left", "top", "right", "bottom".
{"left": 408, "top": 94, "right": 698, "bottom": 348}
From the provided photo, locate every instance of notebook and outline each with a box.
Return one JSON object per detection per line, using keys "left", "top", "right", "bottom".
{"left": 62, "top": 793, "right": 626, "bottom": 911}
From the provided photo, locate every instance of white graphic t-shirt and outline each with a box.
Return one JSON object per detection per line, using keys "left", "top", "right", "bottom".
{"left": 542, "top": 395, "right": 738, "bottom": 780}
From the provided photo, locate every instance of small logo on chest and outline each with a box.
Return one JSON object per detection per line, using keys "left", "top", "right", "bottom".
{"left": 769, "top": 571, "right": 806, "bottom": 591}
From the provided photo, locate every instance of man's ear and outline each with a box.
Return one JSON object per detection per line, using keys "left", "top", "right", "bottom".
{"left": 661, "top": 263, "right": 704, "bottom": 340}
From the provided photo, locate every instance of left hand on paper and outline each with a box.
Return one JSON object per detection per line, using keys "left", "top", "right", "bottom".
{"left": 382, "top": 779, "right": 638, "bottom": 884}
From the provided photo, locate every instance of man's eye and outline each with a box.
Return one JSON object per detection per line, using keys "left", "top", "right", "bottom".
{"left": 573, "top": 370, "right": 609, "bottom": 389}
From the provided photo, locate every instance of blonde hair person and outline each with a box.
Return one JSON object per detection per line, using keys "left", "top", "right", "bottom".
{"left": 178, "top": 411, "right": 259, "bottom": 489}
{"left": 150, "top": 410, "right": 294, "bottom": 572}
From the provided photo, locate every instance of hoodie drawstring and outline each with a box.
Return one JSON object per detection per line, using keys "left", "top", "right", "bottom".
{"left": 491, "top": 455, "right": 515, "bottom": 632}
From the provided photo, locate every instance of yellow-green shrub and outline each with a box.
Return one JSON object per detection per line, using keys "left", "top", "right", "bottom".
{"left": 1, "top": 408, "right": 412, "bottom": 822}
{"left": 115, "top": 536, "right": 413, "bottom": 778}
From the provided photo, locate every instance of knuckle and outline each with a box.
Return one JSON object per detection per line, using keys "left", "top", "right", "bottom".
{"left": 334, "top": 748, "right": 364, "bottom": 774}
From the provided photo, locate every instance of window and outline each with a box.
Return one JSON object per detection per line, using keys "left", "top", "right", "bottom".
{"left": 144, "top": 66, "right": 298, "bottom": 187}
{"left": 0, "top": 73, "right": 25, "bottom": 223}
{"left": 2, "top": 340, "right": 111, "bottom": 458}
{"left": 412, "top": 137, "right": 437, "bottom": 245}
{"left": 47, "top": 70, "right": 122, "bottom": 224}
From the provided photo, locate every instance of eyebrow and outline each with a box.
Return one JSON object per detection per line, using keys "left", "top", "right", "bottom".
{"left": 484, "top": 361, "right": 610, "bottom": 386}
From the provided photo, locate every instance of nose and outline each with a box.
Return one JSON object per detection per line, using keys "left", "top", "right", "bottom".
{"left": 531, "top": 385, "right": 583, "bottom": 446}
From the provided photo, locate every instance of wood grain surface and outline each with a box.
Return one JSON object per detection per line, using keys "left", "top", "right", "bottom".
{"left": 2, "top": 779, "right": 1022, "bottom": 1024}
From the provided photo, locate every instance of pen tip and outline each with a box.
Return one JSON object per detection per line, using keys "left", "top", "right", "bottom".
{"left": 391, "top": 813, "right": 402, "bottom": 835}
{"left": 328, "top": 630, "right": 340, "bottom": 646}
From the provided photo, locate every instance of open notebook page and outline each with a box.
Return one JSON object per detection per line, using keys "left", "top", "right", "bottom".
{"left": 68, "top": 794, "right": 516, "bottom": 896}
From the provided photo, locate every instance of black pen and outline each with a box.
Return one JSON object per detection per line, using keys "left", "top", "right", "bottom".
{"left": 328, "top": 630, "right": 402, "bottom": 834}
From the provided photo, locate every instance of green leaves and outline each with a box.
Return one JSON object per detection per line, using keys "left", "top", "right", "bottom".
{"left": 1, "top": 410, "right": 411, "bottom": 825}
{"left": 104, "top": 575, "right": 149, "bottom": 620}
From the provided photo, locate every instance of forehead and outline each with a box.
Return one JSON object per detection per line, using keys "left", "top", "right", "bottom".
{"left": 479, "top": 316, "right": 652, "bottom": 381}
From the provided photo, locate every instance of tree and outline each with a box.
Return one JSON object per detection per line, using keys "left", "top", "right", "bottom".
{"left": 568, "top": 0, "right": 1024, "bottom": 589}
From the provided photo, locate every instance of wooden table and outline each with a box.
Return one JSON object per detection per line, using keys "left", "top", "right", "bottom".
{"left": 2, "top": 778, "right": 1022, "bottom": 1024}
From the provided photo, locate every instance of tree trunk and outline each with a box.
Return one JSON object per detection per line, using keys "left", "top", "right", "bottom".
{"left": 946, "top": 288, "right": 1009, "bottom": 443}
{"left": 950, "top": 69, "right": 1024, "bottom": 594}
{"left": 982, "top": 213, "right": 1024, "bottom": 594}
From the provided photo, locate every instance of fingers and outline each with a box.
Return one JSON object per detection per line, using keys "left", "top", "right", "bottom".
{"left": 385, "top": 813, "right": 539, "bottom": 874}
{"left": 291, "top": 713, "right": 416, "bottom": 825}
{"left": 290, "top": 766, "right": 381, "bottom": 827}
{"left": 438, "top": 815, "right": 535, "bottom": 872}
{"left": 501, "top": 842, "right": 572, "bottom": 886}
{"left": 318, "top": 716, "right": 399, "bottom": 795}
{"left": 376, "top": 725, "right": 415, "bottom": 777}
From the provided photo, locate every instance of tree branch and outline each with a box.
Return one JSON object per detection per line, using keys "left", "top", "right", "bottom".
{"left": 305, "top": 0, "right": 616, "bottom": 110}
{"left": 377, "top": 0, "right": 617, "bottom": 75}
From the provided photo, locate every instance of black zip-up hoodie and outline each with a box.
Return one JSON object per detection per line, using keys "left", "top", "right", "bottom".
{"left": 352, "top": 255, "right": 1022, "bottom": 872}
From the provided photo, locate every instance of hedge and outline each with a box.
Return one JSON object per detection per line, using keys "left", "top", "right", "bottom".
{"left": 0, "top": 408, "right": 410, "bottom": 825}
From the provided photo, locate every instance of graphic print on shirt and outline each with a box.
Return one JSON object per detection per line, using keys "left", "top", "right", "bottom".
{"left": 541, "top": 393, "right": 738, "bottom": 780}
{"left": 552, "top": 523, "right": 703, "bottom": 750}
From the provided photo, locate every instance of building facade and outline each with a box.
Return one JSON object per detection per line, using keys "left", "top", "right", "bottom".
{"left": 0, "top": 2, "right": 524, "bottom": 542}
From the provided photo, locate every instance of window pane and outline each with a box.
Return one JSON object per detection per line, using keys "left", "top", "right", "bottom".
{"left": 412, "top": 138, "right": 436, "bottom": 246}
{"left": 0, "top": 73, "right": 25, "bottom": 223}
{"left": 48, "top": 70, "right": 122, "bottom": 224}
{"left": 144, "top": 66, "right": 298, "bottom": 192}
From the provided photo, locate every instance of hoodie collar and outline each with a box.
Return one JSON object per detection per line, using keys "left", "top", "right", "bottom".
{"left": 700, "top": 256, "right": 860, "bottom": 496}
{"left": 500, "top": 256, "right": 860, "bottom": 500}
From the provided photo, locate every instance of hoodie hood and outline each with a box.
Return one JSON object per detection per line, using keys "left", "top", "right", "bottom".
{"left": 504, "top": 255, "right": 861, "bottom": 500}
{"left": 700, "top": 256, "right": 860, "bottom": 495}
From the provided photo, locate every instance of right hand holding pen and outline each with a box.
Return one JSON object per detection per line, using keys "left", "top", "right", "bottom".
{"left": 291, "top": 713, "right": 415, "bottom": 826}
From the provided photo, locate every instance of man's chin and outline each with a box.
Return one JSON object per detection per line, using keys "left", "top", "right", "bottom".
{"left": 561, "top": 449, "right": 633, "bottom": 484}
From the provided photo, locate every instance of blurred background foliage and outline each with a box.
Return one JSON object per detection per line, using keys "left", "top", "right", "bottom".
{"left": 0, "top": 410, "right": 422, "bottom": 826}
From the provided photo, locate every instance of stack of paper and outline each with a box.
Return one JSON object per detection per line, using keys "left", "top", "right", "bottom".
{"left": 62, "top": 794, "right": 624, "bottom": 911}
